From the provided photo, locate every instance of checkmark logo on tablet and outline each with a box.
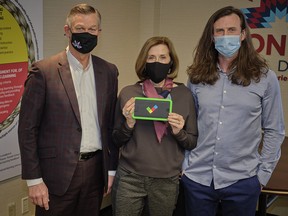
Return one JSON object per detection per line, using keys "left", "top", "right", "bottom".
{"left": 146, "top": 105, "right": 158, "bottom": 114}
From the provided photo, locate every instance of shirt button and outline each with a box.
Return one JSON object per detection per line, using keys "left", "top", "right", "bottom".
{"left": 223, "top": 90, "right": 227, "bottom": 94}
{"left": 216, "top": 137, "right": 220, "bottom": 140}
{"left": 219, "top": 121, "right": 223, "bottom": 125}
{"left": 221, "top": 105, "right": 225, "bottom": 109}
{"left": 213, "top": 165, "right": 217, "bottom": 169}
{"left": 215, "top": 152, "right": 218, "bottom": 155}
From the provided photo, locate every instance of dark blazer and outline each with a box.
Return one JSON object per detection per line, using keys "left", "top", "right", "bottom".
{"left": 18, "top": 51, "right": 119, "bottom": 196}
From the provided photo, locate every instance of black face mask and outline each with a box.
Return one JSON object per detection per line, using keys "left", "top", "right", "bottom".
{"left": 145, "top": 62, "right": 171, "bottom": 83}
{"left": 71, "top": 32, "right": 97, "bottom": 54}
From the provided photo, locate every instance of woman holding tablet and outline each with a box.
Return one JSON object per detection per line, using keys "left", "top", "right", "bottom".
{"left": 112, "top": 36, "right": 198, "bottom": 216}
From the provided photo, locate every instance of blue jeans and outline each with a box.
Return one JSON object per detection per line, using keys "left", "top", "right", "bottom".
{"left": 182, "top": 175, "right": 261, "bottom": 216}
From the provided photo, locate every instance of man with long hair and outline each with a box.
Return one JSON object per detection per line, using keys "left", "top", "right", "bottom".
{"left": 182, "top": 6, "right": 285, "bottom": 216}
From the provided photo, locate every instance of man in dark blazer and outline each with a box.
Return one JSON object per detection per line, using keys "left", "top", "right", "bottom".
{"left": 18, "top": 4, "right": 118, "bottom": 216}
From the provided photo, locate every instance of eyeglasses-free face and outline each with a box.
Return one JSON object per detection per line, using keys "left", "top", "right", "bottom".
{"left": 146, "top": 44, "right": 171, "bottom": 64}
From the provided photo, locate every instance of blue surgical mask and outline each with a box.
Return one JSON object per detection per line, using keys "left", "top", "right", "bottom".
{"left": 214, "top": 35, "right": 241, "bottom": 58}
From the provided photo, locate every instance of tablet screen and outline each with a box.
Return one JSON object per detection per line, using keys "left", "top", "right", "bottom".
{"left": 133, "top": 97, "right": 172, "bottom": 121}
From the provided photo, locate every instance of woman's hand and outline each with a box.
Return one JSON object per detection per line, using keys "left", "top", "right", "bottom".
{"left": 122, "top": 97, "right": 136, "bottom": 128}
{"left": 168, "top": 113, "right": 184, "bottom": 135}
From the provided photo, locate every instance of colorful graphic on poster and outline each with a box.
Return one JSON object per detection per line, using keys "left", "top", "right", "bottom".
{"left": 241, "top": 0, "right": 288, "bottom": 81}
{"left": 0, "top": 0, "right": 42, "bottom": 181}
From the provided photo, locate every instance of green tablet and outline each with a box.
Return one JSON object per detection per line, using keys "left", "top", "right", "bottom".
{"left": 133, "top": 97, "right": 173, "bottom": 121}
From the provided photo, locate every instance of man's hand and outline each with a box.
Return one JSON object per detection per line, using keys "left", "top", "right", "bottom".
{"left": 104, "top": 175, "right": 115, "bottom": 197}
{"left": 28, "top": 182, "right": 49, "bottom": 210}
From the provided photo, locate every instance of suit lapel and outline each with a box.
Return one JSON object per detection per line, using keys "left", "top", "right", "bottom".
{"left": 93, "top": 56, "right": 103, "bottom": 127}
{"left": 57, "top": 51, "right": 81, "bottom": 125}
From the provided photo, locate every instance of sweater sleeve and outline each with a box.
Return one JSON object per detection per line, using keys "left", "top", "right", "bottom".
{"left": 172, "top": 85, "right": 198, "bottom": 150}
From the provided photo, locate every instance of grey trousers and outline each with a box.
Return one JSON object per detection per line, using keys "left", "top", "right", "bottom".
{"left": 112, "top": 166, "right": 179, "bottom": 216}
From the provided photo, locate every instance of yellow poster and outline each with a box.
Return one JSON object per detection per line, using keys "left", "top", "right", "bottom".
{"left": 0, "top": 0, "right": 42, "bottom": 181}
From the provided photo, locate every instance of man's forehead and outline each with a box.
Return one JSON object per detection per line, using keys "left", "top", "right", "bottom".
{"left": 214, "top": 14, "right": 241, "bottom": 27}
{"left": 70, "top": 13, "right": 98, "bottom": 25}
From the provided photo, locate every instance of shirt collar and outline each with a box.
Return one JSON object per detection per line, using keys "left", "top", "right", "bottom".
{"left": 66, "top": 47, "right": 92, "bottom": 72}
{"left": 217, "top": 63, "right": 236, "bottom": 75}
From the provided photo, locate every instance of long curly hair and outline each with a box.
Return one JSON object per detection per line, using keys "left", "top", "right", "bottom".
{"left": 187, "top": 6, "right": 268, "bottom": 86}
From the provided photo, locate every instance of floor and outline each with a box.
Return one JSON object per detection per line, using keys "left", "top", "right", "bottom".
{"left": 100, "top": 196, "right": 288, "bottom": 216}
{"left": 264, "top": 196, "right": 288, "bottom": 216}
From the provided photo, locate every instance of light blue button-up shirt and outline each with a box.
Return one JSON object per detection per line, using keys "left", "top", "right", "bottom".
{"left": 183, "top": 69, "right": 285, "bottom": 189}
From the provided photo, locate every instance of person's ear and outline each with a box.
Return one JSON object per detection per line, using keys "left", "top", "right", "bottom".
{"left": 64, "top": 25, "right": 70, "bottom": 38}
{"left": 240, "top": 29, "right": 246, "bottom": 41}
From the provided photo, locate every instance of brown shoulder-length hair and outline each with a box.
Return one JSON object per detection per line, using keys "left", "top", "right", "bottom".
{"left": 187, "top": 6, "right": 268, "bottom": 86}
{"left": 135, "top": 36, "right": 179, "bottom": 81}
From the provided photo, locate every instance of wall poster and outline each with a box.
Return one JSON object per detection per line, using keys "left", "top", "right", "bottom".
{"left": 0, "top": 0, "right": 43, "bottom": 181}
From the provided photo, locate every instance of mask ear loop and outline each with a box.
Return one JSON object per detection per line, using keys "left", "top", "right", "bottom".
{"left": 143, "top": 64, "right": 147, "bottom": 76}
{"left": 168, "top": 60, "right": 173, "bottom": 74}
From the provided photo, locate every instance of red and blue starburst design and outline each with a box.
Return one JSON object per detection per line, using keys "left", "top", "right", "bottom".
{"left": 241, "top": 0, "right": 288, "bottom": 28}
